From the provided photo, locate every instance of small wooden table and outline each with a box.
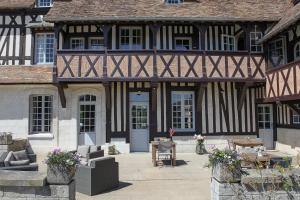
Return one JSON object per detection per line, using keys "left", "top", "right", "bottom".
{"left": 151, "top": 141, "right": 176, "bottom": 167}
{"left": 241, "top": 153, "right": 271, "bottom": 168}
{"left": 232, "top": 139, "right": 264, "bottom": 150}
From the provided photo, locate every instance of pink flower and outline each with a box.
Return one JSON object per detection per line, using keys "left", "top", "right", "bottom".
{"left": 169, "top": 128, "right": 176, "bottom": 137}
{"left": 52, "top": 147, "right": 61, "bottom": 154}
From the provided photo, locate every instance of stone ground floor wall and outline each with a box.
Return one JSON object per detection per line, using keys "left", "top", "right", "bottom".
{"left": 276, "top": 128, "right": 300, "bottom": 155}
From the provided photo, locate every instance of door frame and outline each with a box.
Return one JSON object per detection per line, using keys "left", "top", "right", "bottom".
{"left": 129, "top": 91, "right": 150, "bottom": 152}
{"left": 257, "top": 103, "right": 274, "bottom": 149}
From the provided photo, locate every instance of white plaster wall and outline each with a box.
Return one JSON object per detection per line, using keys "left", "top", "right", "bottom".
{"left": 104, "top": 138, "right": 130, "bottom": 154}
{"left": 276, "top": 128, "right": 300, "bottom": 155}
{"left": 0, "top": 85, "right": 58, "bottom": 153}
{"left": 0, "top": 84, "right": 106, "bottom": 153}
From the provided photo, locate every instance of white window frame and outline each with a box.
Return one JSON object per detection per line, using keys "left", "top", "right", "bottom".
{"left": 119, "top": 26, "right": 143, "bottom": 50}
{"left": 165, "top": 0, "right": 183, "bottom": 4}
{"left": 29, "top": 95, "right": 53, "bottom": 134}
{"left": 88, "top": 37, "right": 104, "bottom": 50}
{"left": 250, "top": 31, "right": 263, "bottom": 53}
{"left": 35, "top": 33, "right": 54, "bottom": 64}
{"left": 257, "top": 105, "right": 272, "bottom": 130}
{"left": 294, "top": 41, "right": 300, "bottom": 60}
{"left": 174, "top": 37, "right": 192, "bottom": 50}
{"left": 79, "top": 95, "right": 97, "bottom": 134}
{"left": 171, "top": 91, "right": 195, "bottom": 131}
{"left": 70, "top": 37, "right": 85, "bottom": 50}
{"left": 37, "top": 0, "right": 53, "bottom": 7}
{"left": 221, "top": 34, "right": 236, "bottom": 51}
{"left": 292, "top": 104, "right": 300, "bottom": 124}
{"left": 269, "top": 38, "right": 286, "bottom": 66}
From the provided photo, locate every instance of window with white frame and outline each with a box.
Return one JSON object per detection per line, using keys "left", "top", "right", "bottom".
{"left": 35, "top": 33, "right": 54, "bottom": 64}
{"left": 175, "top": 37, "right": 192, "bottom": 50}
{"left": 269, "top": 38, "right": 285, "bottom": 66}
{"left": 88, "top": 37, "right": 104, "bottom": 50}
{"left": 37, "top": 0, "right": 53, "bottom": 7}
{"left": 222, "top": 35, "right": 235, "bottom": 51}
{"left": 258, "top": 105, "right": 271, "bottom": 129}
{"left": 250, "top": 31, "right": 263, "bottom": 52}
{"left": 292, "top": 104, "right": 300, "bottom": 124}
{"left": 172, "top": 91, "right": 194, "bottom": 131}
{"left": 30, "top": 95, "right": 53, "bottom": 133}
{"left": 165, "top": 0, "right": 183, "bottom": 4}
{"left": 294, "top": 42, "right": 300, "bottom": 60}
{"left": 79, "top": 95, "right": 96, "bottom": 133}
{"left": 70, "top": 38, "right": 85, "bottom": 50}
{"left": 119, "top": 27, "right": 142, "bottom": 50}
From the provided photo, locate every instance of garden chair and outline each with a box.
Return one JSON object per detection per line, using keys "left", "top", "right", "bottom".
{"left": 157, "top": 141, "right": 173, "bottom": 166}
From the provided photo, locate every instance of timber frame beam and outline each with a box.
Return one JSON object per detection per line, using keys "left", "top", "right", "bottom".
{"left": 196, "top": 82, "right": 208, "bottom": 112}
{"left": 236, "top": 82, "right": 253, "bottom": 111}
{"left": 56, "top": 83, "right": 68, "bottom": 108}
{"left": 286, "top": 103, "right": 300, "bottom": 116}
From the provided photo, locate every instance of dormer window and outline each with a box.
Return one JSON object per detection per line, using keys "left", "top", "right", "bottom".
{"left": 165, "top": 0, "right": 183, "bottom": 4}
{"left": 37, "top": 0, "right": 53, "bottom": 7}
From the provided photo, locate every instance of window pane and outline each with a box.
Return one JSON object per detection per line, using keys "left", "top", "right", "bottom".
{"left": 71, "top": 38, "right": 84, "bottom": 49}
{"left": 35, "top": 33, "right": 54, "bottom": 64}
{"left": 30, "top": 95, "right": 53, "bottom": 133}
{"left": 38, "top": 0, "right": 53, "bottom": 7}
{"left": 79, "top": 95, "right": 96, "bottom": 133}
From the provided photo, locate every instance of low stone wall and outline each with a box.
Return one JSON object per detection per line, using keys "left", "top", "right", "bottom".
{"left": 211, "top": 168, "right": 300, "bottom": 200}
{"left": 0, "top": 181, "right": 75, "bottom": 200}
{"left": 0, "top": 170, "right": 75, "bottom": 200}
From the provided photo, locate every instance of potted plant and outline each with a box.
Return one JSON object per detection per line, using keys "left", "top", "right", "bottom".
{"left": 45, "top": 147, "right": 80, "bottom": 185}
{"left": 169, "top": 128, "right": 175, "bottom": 141}
{"left": 207, "top": 148, "right": 243, "bottom": 183}
{"left": 194, "top": 134, "right": 206, "bottom": 155}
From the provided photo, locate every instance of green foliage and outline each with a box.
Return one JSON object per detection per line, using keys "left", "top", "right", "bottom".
{"left": 108, "top": 145, "right": 120, "bottom": 155}
{"left": 207, "top": 148, "right": 241, "bottom": 169}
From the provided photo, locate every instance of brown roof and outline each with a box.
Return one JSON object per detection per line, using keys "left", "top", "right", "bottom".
{"left": 45, "top": 0, "right": 291, "bottom": 22}
{"left": 260, "top": 3, "right": 300, "bottom": 42}
{"left": 0, "top": 0, "right": 35, "bottom": 10}
{"left": 0, "top": 65, "right": 53, "bottom": 84}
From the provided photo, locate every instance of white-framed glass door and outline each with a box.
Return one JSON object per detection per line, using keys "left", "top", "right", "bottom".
{"left": 130, "top": 92, "right": 149, "bottom": 152}
{"left": 257, "top": 104, "right": 273, "bottom": 149}
{"left": 78, "top": 95, "right": 96, "bottom": 145}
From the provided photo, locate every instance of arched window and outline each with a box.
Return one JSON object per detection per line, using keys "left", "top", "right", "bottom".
{"left": 79, "top": 95, "right": 96, "bottom": 134}
{"left": 294, "top": 42, "right": 300, "bottom": 60}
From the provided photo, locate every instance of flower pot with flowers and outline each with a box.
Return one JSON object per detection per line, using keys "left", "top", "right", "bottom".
{"left": 45, "top": 147, "right": 80, "bottom": 185}
{"left": 169, "top": 128, "right": 175, "bottom": 141}
{"left": 194, "top": 134, "right": 206, "bottom": 155}
{"left": 207, "top": 148, "right": 243, "bottom": 183}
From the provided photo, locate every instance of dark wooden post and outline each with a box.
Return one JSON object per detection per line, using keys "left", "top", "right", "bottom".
{"left": 196, "top": 83, "right": 207, "bottom": 133}
{"left": 241, "top": 24, "right": 251, "bottom": 52}
{"left": 101, "top": 25, "right": 112, "bottom": 78}
{"left": 149, "top": 24, "right": 161, "bottom": 79}
{"left": 104, "top": 82, "right": 112, "bottom": 143}
{"left": 19, "top": 11, "right": 26, "bottom": 65}
{"left": 150, "top": 82, "right": 158, "bottom": 141}
{"left": 195, "top": 24, "right": 208, "bottom": 50}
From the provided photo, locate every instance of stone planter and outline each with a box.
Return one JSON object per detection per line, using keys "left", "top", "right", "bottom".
{"left": 0, "top": 132, "right": 12, "bottom": 145}
{"left": 47, "top": 166, "right": 75, "bottom": 185}
{"left": 212, "top": 163, "right": 241, "bottom": 183}
{"left": 196, "top": 143, "right": 206, "bottom": 155}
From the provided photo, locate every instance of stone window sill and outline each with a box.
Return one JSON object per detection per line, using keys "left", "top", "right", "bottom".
{"left": 28, "top": 133, "right": 54, "bottom": 140}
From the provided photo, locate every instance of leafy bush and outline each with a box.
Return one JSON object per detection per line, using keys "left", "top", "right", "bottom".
{"left": 45, "top": 147, "right": 80, "bottom": 171}
{"left": 207, "top": 148, "right": 241, "bottom": 170}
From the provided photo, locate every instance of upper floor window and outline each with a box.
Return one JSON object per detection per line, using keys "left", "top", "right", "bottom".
{"left": 250, "top": 32, "right": 263, "bottom": 53}
{"left": 70, "top": 38, "right": 85, "bottom": 50}
{"left": 222, "top": 35, "right": 235, "bottom": 51}
{"left": 119, "top": 27, "right": 142, "bottom": 50}
{"left": 172, "top": 91, "right": 194, "bottom": 131}
{"left": 175, "top": 37, "right": 192, "bottom": 50}
{"left": 30, "top": 95, "right": 53, "bottom": 134}
{"left": 37, "top": 0, "right": 53, "bottom": 7}
{"left": 294, "top": 42, "right": 300, "bottom": 60}
{"left": 89, "top": 37, "right": 104, "bottom": 50}
{"left": 269, "top": 38, "right": 285, "bottom": 66}
{"left": 35, "top": 33, "right": 54, "bottom": 64}
{"left": 165, "top": 0, "right": 183, "bottom": 4}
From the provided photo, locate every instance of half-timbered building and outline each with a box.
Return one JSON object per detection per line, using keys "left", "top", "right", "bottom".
{"left": 0, "top": 0, "right": 299, "bottom": 154}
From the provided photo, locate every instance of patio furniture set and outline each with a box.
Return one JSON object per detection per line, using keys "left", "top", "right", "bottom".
{"left": 230, "top": 138, "right": 292, "bottom": 169}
